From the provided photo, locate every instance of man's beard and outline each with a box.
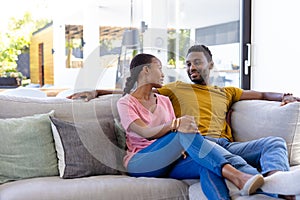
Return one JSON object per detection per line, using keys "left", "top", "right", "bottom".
{"left": 190, "top": 74, "right": 207, "bottom": 85}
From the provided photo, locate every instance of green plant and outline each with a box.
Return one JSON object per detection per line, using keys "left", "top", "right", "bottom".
{"left": 0, "top": 12, "right": 50, "bottom": 78}
{"left": 0, "top": 66, "right": 23, "bottom": 78}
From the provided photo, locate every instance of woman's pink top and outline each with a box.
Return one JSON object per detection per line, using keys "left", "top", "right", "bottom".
{"left": 117, "top": 94, "right": 175, "bottom": 168}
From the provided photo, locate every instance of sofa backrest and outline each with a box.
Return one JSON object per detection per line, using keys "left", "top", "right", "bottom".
{"left": 231, "top": 100, "right": 300, "bottom": 166}
{"left": 1, "top": 94, "right": 298, "bottom": 171}
{"left": 0, "top": 94, "right": 125, "bottom": 173}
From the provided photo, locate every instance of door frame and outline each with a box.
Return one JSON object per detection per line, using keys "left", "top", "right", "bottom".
{"left": 240, "top": 0, "right": 252, "bottom": 89}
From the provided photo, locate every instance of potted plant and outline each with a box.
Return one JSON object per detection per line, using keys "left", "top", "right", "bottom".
{"left": 0, "top": 61, "right": 23, "bottom": 88}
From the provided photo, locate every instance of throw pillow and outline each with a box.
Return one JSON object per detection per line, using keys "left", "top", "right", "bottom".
{"left": 113, "top": 118, "right": 127, "bottom": 173}
{"left": 50, "top": 116, "right": 120, "bottom": 179}
{"left": 114, "top": 118, "right": 126, "bottom": 150}
{"left": 0, "top": 111, "right": 58, "bottom": 184}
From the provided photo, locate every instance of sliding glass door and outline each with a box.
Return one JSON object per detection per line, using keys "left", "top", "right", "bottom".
{"left": 97, "top": 0, "right": 251, "bottom": 89}
{"left": 131, "top": 0, "right": 251, "bottom": 89}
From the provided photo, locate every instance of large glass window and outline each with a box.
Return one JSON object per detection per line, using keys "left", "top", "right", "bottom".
{"left": 1, "top": 0, "right": 250, "bottom": 89}
{"left": 111, "top": 0, "right": 250, "bottom": 89}
{"left": 65, "top": 25, "right": 83, "bottom": 68}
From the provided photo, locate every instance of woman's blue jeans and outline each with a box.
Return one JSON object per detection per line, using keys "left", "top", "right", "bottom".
{"left": 127, "top": 132, "right": 233, "bottom": 200}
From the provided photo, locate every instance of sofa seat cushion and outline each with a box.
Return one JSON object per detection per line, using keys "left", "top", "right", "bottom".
{"left": 0, "top": 175, "right": 189, "bottom": 200}
{"left": 231, "top": 100, "right": 300, "bottom": 166}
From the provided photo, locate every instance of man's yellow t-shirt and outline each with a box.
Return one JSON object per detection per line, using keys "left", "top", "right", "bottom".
{"left": 157, "top": 81, "right": 243, "bottom": 141}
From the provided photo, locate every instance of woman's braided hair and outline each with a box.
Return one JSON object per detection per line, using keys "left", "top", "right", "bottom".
{"left": 123, "top": 53, "right": 156, "bottom": 96}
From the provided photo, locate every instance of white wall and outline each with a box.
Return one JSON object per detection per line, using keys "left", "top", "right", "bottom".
{"left": 252, "top": 0, "right": 300, "bottom": 96}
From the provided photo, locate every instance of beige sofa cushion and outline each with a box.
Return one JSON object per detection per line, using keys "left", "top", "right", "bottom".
{"left": 0, "top": 176, "right": 189, "bottom": 200}
{"left": 231, "top": 100, "right": 300, "bottom": 166}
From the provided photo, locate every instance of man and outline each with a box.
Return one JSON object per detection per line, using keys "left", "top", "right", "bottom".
{"left": 68, "top": 45, "right": 299, "bottom": 199}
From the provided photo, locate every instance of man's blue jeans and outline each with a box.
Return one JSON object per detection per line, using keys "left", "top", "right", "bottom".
{"left": 205, "top": 136, "right": 289, "bottom": 175}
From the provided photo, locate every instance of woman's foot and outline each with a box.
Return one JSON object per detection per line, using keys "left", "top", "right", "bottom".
{"left": 240, "top": 174, "right": 264, "bottom": 196}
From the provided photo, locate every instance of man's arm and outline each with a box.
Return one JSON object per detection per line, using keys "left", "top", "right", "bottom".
{"left": 67, "top": 89, "right": 122, "bottom": 101}
{"left": 240, "top": 90, "right": 300, "bottom": 105}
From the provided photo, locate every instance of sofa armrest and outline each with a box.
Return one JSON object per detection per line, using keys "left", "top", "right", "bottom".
{"left": 231, "top": 100, "right": 300, "bottom": 166}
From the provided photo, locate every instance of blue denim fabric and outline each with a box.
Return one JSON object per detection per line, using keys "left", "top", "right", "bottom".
{"left": 205, "top": 136, "right": 290, "bottom": 198}
{"left": 205, "top": 136, "right": 290, "bottom": 175}
{"left": 127, "top": 132, "right": 231, "bottom": 200}
{"left": 127, "top": 133, "right": 289, "bottom": 199}
{"left": 168, "top": 156, "right": 230, "bottom": 200}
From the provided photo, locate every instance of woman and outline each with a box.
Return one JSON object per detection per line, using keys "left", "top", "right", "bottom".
{"left": 117, "top": 53, "right": 264, "bottom": 200}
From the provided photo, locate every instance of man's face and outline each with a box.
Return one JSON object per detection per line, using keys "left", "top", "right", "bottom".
{"left": 185, "top": 52, "right": 212, "bottom": 85}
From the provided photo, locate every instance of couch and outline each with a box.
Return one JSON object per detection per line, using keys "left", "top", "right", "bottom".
{"left": 0, "top": 93, "right": 299, "bottom": 200}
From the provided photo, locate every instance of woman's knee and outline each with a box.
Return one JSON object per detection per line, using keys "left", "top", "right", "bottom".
{"left": 225, "top": 154, "right": 248, "bottom": 167}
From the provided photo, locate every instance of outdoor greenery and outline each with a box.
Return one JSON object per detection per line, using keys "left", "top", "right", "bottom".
{"left": 0, "top": 12, "right": 50, "bottom": 78}
{"left": 167, "top": 29, "right": 191, "bottom": 68}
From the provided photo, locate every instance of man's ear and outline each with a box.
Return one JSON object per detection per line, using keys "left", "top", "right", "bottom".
{"left": 209, "top": 61, "right": 214, "bottom": 70}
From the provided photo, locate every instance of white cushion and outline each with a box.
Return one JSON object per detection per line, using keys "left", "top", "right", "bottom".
{"left": 231, "top": 100, "right": 300, "bottom": 166}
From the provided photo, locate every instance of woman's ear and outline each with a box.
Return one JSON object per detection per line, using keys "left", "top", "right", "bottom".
{"left": 143, "top": 65, "right": 150, "bottom": 73}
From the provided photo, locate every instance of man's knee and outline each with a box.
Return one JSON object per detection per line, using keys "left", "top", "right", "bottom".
{"left": 264, "top": 136, "right": 287, "bottom": 150}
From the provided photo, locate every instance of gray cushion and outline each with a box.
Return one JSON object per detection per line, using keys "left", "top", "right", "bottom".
{"left": 50, "top": 116, "right": 120, "bottom": 178}
{"left": 0, "top": 111, "right": 58, "bottom": 184}
{"left": 113, "top": 118, "right": 127, "bottom": 173}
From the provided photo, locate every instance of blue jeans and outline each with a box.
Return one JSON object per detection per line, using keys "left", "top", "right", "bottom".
{"left": 205, "top": 136, "right": 289, "bottom": 175}
{"left": 127, "top": 132, "right": 289, "bottom": 200}
{"left": 205, "top": 136, "right": 290, "bottom": 198}
{"left": 127, "top": 132, "right": 233, "bottom": 200}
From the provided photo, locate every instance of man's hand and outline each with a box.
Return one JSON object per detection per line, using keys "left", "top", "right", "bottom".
{"left": 66, "top": 90, "right": 97, "bottom": 102}
{"left": 281, "top": 93, "right": 300, "bottom": 106}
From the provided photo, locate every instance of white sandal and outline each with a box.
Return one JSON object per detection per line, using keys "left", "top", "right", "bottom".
{"left": 240, "top": 174, "right": 264, "bottom": 196}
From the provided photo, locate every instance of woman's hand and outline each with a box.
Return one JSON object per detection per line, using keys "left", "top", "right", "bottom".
{"left": 177, "top": 115, "right": 199, "bottom": 133}
{"left": 67, "top": 90, "right": 97, "bottom": 102}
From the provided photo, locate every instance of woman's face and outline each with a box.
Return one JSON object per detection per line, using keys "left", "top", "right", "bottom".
{"left": 147, "top": 58, "right": 164, "bottom": 88}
